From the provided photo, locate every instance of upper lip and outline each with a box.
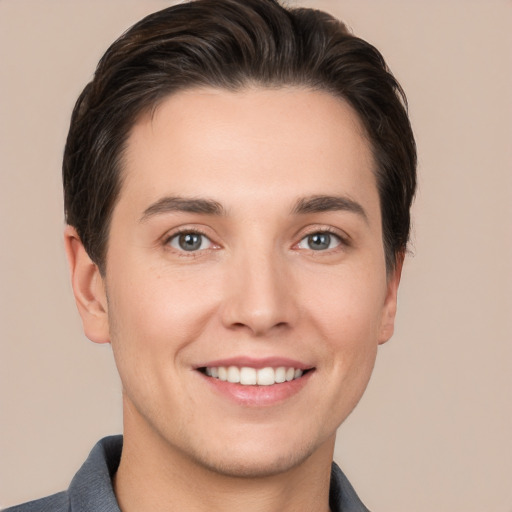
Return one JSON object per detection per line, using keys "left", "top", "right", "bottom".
{"left": 196, "top": 356, "right": 313, "bottom": 370}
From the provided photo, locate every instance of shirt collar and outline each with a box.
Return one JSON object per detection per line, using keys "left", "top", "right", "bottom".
{"left": 68, "top": 435, "right": 369, "bottom": 511}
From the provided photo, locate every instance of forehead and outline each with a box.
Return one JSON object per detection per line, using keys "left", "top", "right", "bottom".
{"left": 119, "top": 86, "right": 378, "bottom": 216}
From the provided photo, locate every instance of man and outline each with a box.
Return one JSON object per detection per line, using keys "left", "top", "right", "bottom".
{"left": 5, "top": 0, "right": 416, "bottom": 510}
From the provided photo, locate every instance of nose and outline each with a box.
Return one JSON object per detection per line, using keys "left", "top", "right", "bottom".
{"left": 220, "top": 248, "right": 299, "bottom": 337}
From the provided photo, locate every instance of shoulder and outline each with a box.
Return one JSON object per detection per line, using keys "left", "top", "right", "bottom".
{"left": 330, "top": 462, "right": 371, "bottom": 512}
{"left": 2, "top": 491, "right": 69, "bottom": 512}
{"left": 3, "top": 435, "right": 123, "bottom": 512}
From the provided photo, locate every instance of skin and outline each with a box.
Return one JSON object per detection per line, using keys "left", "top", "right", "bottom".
{"left": 65, "top": 87, "right": 402, "bottom": 512}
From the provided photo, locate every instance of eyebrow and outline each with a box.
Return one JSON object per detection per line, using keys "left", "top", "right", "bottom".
{"left": 140, "top": 194, "right": 367, "bottom": 223}
{"left": 292, "top": 194, "right": 368, "bottom": 222}
{"left": 140, "top": 196, "right": 225, "bottom": 222}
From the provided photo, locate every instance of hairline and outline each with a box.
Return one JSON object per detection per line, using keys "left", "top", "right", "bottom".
{"left": 97, "top": 82, "right": 388, "bottom": 277}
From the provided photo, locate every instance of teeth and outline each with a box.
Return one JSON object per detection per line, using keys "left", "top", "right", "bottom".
{"left": 240, "top": 367, "right": 257, "bottom": 385}
{"left": 257, "top": 367, "right": 275, "bottom": 386}
{"left": 203, "top": 366, "right": 305, "bottom": 386}
{"left": 275, "top": 367, "right": 286, "bottom": 383}
{"left": 218, "top": 366, "right": 228, "bottom": 381}
{"left": 227, "top": 366, "right": 240, "bottom": 383}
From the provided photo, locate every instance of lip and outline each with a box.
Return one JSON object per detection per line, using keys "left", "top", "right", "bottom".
{"left": 196, "top": 356, "right": 313, "bottom": 371}
{"left": 195, "top": 357, "right": 315, "bottom": 407}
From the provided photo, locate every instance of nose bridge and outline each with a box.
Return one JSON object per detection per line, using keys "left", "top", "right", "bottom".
{"left": 222, "top": 239, "right": 297, "bottom": 335}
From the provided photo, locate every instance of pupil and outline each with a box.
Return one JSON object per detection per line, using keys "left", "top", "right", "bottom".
{"left": 179, "top": 233, "right": 201, "bottom": 251}
{"left": 309, "top": 233, "right": 330, "bottom": 250}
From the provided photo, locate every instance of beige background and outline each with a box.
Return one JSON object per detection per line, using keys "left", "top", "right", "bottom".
{"left": 1, "top": 0, "right": 511, "bottom": 510}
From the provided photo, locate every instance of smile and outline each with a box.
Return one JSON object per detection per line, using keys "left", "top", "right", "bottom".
{"left": 201, "top": 366, "right": 306, "bottom": 386}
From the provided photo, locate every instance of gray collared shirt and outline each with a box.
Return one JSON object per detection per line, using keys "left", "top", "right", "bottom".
{"left": 4, "top": 436, "right": 370, "bottom": 512}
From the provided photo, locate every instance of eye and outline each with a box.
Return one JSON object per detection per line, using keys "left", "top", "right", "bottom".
{"left": 297, "top": 231, "right": 342, "bottom": 251}
{"left": 168, "top": 231, "right": 213, "bottom": 252}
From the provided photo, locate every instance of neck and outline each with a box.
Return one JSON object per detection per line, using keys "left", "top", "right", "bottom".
{"left": 114, "top": 402, "right": 334, "bottom": 512}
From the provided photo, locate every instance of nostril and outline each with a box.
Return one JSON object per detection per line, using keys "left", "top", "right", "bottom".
{"left": 228, "top": 320, "right": 290, "bottom": 336}
{"left": 220, "top": 281, "right": 298, "bottom": 335}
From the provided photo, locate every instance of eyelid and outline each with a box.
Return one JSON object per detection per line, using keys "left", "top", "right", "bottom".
{"left": 169, "top": 232, "right": 212, "bottom": 251}
{"left": 160, "top": 224, "right": 350, "bottom": 254}
{"left": 293, "top": 225, "right": 351, "bottom": 252}
{"left": 163, "top": 225, "right": 220, "bottom": 253}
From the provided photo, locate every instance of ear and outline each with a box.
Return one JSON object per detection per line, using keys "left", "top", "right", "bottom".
{"left": 378, "top": 253, "right": 404, "bottom": 345}
{"left": 64, "top": 225, "right": 110, "bottom": 344}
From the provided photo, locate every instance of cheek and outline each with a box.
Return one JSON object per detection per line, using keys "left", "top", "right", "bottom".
{"left": 310, "top": 266, "right": 386, "bottom": 340}
{"left": 315, "top": 292, "right": 382, "bottom": 424}
{"left": 105, "top": 268, "right": 220, "bottom": 415}
{"left": 106, "top": 262, "right": 223, "bottom": 359}
{"left": 308, "top": 266, "right": 386, "bottom": 382}
{"left": 323, "top": 308, "right": 380, "bottom": 390}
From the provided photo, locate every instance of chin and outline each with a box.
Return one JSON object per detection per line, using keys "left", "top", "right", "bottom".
{"left": 184, "top": 431, "right": 325, "bottom": 479}
{"left": 197, "top": 449, "right": 314, "bottom": 479}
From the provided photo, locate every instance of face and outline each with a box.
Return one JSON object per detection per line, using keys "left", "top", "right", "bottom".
{"left": 89, "top": 87, "right": 400, "bottom": 477}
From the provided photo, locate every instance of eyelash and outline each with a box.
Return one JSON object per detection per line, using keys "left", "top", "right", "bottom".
{"left": 164, "top": 227, "right": 217, "bottom": 256}
{"left": 296, "top": 227, "right": 349, "bottom": 252}
{"left": 163, "top": 226, "right": 349, "bottom": 256}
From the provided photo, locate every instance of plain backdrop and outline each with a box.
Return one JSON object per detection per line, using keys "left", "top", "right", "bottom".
{"left": 1, "top": 1, "right": 511, "bottom": 510}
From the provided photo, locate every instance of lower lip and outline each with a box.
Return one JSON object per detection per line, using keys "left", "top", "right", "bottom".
{"left": 198, "top": 370, "right": 313, "bottom": 407}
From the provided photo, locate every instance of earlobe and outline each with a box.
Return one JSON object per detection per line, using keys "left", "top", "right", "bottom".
{"left": 378, "top": 254, "right": 404, "bottom": 345}
{"left": 64, "top": 225, "right": 110, "bottom": 344}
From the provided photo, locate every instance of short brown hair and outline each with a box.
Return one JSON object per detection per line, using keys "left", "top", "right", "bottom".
{"left": 63, "top": 0, "right": 416, "bottom": 273}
